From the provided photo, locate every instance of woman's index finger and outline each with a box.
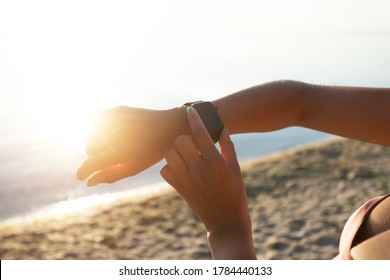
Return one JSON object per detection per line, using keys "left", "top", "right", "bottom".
{"left": 187, "top": 106, "right": 219, "bottom": 161}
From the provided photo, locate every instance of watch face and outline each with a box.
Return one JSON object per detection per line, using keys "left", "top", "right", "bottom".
{"left": 192, "top": 102, "right": 224, "bottom": 143}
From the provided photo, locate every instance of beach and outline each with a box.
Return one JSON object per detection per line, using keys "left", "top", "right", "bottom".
{"left": 1, "top": 138, "right": 389, "bottom": 260}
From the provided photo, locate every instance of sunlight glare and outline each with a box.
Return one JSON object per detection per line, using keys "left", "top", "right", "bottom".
{"left": 24, "top": 94, "right": 105, "bottom": 149}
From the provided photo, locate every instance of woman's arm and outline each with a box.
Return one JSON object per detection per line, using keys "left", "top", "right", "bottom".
{"left": 214, "top": 80, "right": 390, "bottom": 145}
{"left": 160, "top": 107, "right": 256, "bottom": 259}
{"left": 77, "top": 80, "right": 390, "bottom": 185}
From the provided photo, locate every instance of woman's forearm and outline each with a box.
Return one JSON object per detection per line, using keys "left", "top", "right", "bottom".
{"left": 212, "top": 80, "right": 390, "bottom": 146}
{"left": 207, "top": 217, "right": 257, "bottom": 260}
{"left": 212, "top": 80, "right": 308, "bottom": 134}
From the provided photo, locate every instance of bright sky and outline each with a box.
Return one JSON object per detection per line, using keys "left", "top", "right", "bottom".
{"left": 0, "top": 0, "right": 389, "bottom": 144}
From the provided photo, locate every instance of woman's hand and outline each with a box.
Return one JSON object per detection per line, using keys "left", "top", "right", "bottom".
{"left": 160, "top": 107, "right": 256, "bottom": 259}
{"left": 76, "top": 106, "right": 188, "bottom": 186}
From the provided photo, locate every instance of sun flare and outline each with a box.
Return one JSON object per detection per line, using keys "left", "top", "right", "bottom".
{"left": 25, "top": 97, "right": 99, "bottom": 149}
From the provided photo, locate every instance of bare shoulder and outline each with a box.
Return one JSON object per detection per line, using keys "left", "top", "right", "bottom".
{"left": 351, "top": 230, "right": 390, "bottom": 260}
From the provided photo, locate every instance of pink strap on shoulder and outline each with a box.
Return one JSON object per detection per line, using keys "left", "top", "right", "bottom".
{"left": 334, "top": 193, "right": 390, "bottom": 260}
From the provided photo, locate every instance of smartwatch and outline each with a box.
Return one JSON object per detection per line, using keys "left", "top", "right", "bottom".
{"left": 184, "top": 101, "right": 224, "bottom": 143}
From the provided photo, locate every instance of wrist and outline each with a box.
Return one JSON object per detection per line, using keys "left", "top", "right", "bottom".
{"left": 166, "top": 106, "right": 191, "bottom": 138}
{"left": 207, "top": 215, "right": 256, "bottom": 260}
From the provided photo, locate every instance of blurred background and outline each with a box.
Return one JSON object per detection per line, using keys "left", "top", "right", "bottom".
{"left": 0, "top": 0, "right": 389, "bottom": 221}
